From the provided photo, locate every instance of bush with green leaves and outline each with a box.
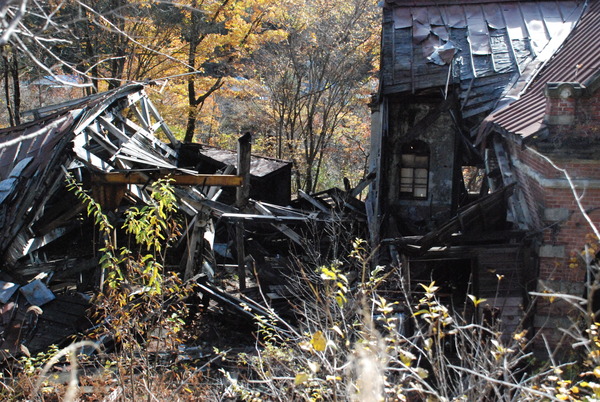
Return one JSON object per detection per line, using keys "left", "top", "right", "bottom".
{"left": 65, "top": 174, "right": 193, "bottom": 399}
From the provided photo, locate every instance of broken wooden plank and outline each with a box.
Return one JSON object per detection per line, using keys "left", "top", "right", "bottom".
{"left": 235, "top": 133, "right": 252, "bottom": 291}
{"left": 254, "top": 201, "right": 304, "bottom": 246}
{"left": 298, "top": 189, "right": 330, "bottom": 213}
{"left": 350, "top": 172, "right": 376, "bottom": 198}
{"left": 207, "top": 165, "right": 234, "bottom": 200}
{"left": 73, "top": 133, "right": 115, "bottom": 171}
{"left": 184, "top": 216, "right": 203, "bottom": 281}
{"left": 115, "top": 115, "right": 177, "bottom": 159}
{"left": 236, "top": 133, "right": 252, "bottom": 209}
{"left": 220, "top": 213, "right": 313, "bottom": 222}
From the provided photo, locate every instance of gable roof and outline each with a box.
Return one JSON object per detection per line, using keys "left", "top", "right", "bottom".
{"left": 483, "top": 0, "right": 600, "bottom": 139}
{"left": 380, "top": 0, "right": 584, "bottom": 118}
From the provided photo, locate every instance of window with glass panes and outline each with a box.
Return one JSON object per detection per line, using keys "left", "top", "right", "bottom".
{"left": 400, "top": 141, "right": 429, "bottom": 199}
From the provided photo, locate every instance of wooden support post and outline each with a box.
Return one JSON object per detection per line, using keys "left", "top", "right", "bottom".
{"left": 236, "top": 132, "right": 252, "bottom": 209}
{"left": 235, "top": 133, "right": 252, "bottom": 291}
{"left": 184, "top": 217, "right": 202, "bottom": 281}
{"left": 235, "top": 221, "right": 246, "bottom": 291}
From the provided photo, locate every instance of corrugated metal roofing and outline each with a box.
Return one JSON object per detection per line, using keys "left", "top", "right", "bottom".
{"left": 486, "top": 0, "right": 600, "bottom": 138}
{"left": 381, "top": 0, "right": 584, "bottom": 117}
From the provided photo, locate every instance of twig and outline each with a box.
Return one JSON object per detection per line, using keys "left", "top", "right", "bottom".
{"left": 447, "top": 364, "right": 559, "bottom": 400}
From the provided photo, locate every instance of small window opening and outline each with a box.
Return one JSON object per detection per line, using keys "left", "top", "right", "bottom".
{"left": 400, "top": 141, "right": 429, "bottom": 199}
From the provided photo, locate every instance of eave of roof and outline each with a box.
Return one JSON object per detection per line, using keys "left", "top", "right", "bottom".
{"left": 484, "top": 0, "right": 600, "bottom": 139}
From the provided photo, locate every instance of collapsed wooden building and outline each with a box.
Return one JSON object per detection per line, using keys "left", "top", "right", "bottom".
{"left": 0, "top": 84, "right": 368, "bottom": 355}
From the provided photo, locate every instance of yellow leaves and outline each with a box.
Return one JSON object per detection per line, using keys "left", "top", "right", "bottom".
{"left": 467, "top": 294, "right": 487, "bottom": 308}
{"left": 319, "top": 266, "right": 338, "bottom": 281}
{"left": 319, "top": 265, "right": 348, "bottom": 307}
{"left": 420, "top": 281, "right": 439, "bottom": 296}
{"left": 491, "top": 339, "right": 514, "bottom": 361}
{"left": 423, "top": 337, "right": 433, "bottom": 352}
{"left": 375, "top": 296, "right": 396, "bottom": 315}
{"left": 310, "top": 330, "right": 327, "bottom": 352}
{"left": 581, "top": 380, "right": 600, "bottom": 397}
{"left": 307, "top": 360, "right": 320, "bottom": 373}
{"left": 398, "top": 349, "right": 416, "bottom": 367}
{"left": 513, "top": 330, "right": 528, "bottom": 343}
{"left": 331, "top": 325, "right": 345, "bottom": 338}
{"left": 294, "top": 372, "right": 309, "bottom": 386}
{"left": 294, "top": 361, "right": 319, "bottom": 386}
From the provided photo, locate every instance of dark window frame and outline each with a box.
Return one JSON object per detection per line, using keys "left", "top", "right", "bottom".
{"left": 400, "top": 140, "right": 429, "bottom": 199}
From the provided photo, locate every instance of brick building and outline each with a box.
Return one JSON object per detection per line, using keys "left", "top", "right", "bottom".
{"left": 370, "top": 0, "right": 600, "bottom": 351}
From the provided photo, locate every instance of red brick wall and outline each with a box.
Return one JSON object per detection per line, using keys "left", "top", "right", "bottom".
{"left": 516, "top": 145, "right": 600, "bottom": 283}
{"left": 578, "top": 93, "right": 600, "bottom": 122}
{"left": 546, "top": 96, "right": 577, "bottom": 118}
{"left": 501, "top": 83, "right": 600, "bottom": 354}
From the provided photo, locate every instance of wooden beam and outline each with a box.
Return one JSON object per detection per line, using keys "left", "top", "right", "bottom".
{"left": 254, "top": 201, "right": 304, "bottom": 246}
{"left": 298, "top": 189, "right": 329, "bottom": 213}
{"left": 91, "top": 171, "right": 242, "bottom": 187}
{"left": 221, "top": 213, "right": 312, "bottom": 222}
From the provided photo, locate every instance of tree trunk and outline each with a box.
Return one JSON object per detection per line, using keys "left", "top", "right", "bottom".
{"left": 11, "top": 46, "right": 20, "bottom": 126}
{"left": 184, "top": 107, "right": 197, "bottom": 143}
{"left": 2, "top": 46, "right": 15, "bottom": 127}
{"left": 2, "top": 45, "right": 19, "bottom": 126}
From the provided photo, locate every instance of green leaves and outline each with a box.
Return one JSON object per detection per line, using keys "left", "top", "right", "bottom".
{"left": 66, "top": 173, "right": 185, "bottom": 348}
{"left": 123, "top": 178, "right": 178, "bottom": 254}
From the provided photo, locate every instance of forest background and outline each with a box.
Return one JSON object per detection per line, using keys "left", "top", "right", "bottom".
{"left": 0, "top": 0, "right": 379, "bottom": 194}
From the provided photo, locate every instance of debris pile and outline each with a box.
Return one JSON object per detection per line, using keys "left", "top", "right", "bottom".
{"left": 0, "top": 84, "right": 368, "bottom": 358}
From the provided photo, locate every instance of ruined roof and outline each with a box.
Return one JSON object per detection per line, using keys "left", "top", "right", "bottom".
{"left": 0, "top": 84, "right": 182, "bottom": 266}
{"left": 199, "top": 146, "right": 291, "bottom": 178}
{"left": 484, "top": 0, "right": 600, "bottom": 138}
{"left": 381, "top": 0, "right": 584, "bottom": 118}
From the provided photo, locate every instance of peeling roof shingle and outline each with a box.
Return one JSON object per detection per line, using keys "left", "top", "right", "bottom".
{"left": 485, "top": 0, "right": 600, "bottom": 138}
{"left": 381, "top": 0, "right": 584, "bottom": 117}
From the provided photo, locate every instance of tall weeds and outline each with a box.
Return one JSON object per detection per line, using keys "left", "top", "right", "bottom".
{"left": 223, "top": 238, "right": 600, "bottom": 401}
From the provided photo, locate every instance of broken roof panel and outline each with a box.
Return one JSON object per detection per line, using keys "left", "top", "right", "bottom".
{"left": 0, "top": 84, "right": 211, "bottom": 267}
{"left": 198, "top": 146, "right": 290, "bottom": 178}
{"left": 483, "top": 0, "right": 600, "bottom": 139}
{"left": 382, "top": 0, "right": 584, "bottom": 117}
